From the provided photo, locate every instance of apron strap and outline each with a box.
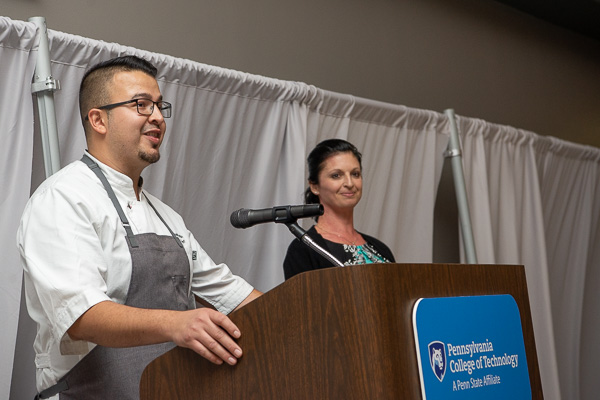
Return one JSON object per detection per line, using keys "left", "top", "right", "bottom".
{"left": 81, "top": 154, "right": 139, "bottom": 248}
{"left": 144, "top": 195, "right": 183, "bottom": 248}
{"left": 35, "top": 380, "right": 69, "bottom": 399}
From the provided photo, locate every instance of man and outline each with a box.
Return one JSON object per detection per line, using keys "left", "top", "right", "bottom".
{"left": 17, "top": 55, "right": 261, "bottom": 399}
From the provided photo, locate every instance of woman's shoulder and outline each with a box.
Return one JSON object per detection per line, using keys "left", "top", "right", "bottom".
{"left": 360, "top": 232, "right": 396, "bottom": 262}
{"left": 360, "top": 231, "right": 385, "bottom": 246}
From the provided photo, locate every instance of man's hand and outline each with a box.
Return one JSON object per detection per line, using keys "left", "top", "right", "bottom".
{"left": 170, "top": 307, "right": 243, "bottom": 365}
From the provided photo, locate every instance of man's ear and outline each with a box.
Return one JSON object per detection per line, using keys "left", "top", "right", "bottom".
{"left": 87, "top": 109, "right": 108, "bottom": 135}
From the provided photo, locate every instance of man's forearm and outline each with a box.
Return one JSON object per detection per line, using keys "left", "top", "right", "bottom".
{"left": 67, "top": 300, "right": 176, "bottom": 347}
{"left": 67, "top": 299, "right": 247, "bottom": 365}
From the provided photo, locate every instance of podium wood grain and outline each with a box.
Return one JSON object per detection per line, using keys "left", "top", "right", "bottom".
{"left": 140, "top": 263, "right": 543, "bottom": 399}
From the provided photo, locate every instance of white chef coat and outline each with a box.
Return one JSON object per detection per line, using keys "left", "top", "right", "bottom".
{"left": 17, "top": 151, "right": 254, "bottom": 393}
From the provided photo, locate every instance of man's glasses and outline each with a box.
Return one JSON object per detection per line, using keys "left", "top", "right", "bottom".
{"left": 89, "top": 98, "right": 172, "bottom": 119}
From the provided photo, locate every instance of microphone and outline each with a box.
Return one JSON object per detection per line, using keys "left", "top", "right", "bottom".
{"left": 230, "top": 204, "right": 324, "bottom": 229}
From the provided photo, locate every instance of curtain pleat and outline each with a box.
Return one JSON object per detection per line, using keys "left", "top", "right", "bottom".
{"left": 0, "top": 17, "right": 38, "bottom": 399}
{"left": 460, "top": 116, "right": 600, "bottom": 400}
{"left": 533, "top": 137, "right": 600, "bottom": 400}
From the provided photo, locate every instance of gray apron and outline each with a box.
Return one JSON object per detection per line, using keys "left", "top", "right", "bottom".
{"left": 36, "top": 155, "right": 195, "bottom": 399}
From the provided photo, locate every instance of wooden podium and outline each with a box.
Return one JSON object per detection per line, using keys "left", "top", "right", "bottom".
{"left": 140, "top": 263, "right": 544, "bottom": 399}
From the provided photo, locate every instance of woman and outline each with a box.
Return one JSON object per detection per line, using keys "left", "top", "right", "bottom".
{"left": 283, "top": 139, "right": 395, "bottom": 280}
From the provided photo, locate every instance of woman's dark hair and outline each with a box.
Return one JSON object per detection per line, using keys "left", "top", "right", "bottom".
{"left": 304, "top": 139, "right": 362, "bottom": 205}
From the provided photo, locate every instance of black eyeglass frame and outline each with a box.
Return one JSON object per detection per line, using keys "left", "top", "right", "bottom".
{"left": 86, "top": 98, "right": 172, "bottom": 119}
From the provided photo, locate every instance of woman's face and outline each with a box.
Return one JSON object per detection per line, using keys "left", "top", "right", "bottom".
{"left": 310, "top": 151, "right": 362, "bottom": 212}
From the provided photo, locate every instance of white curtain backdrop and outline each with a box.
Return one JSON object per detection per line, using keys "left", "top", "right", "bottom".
{"left": 459, "top": 116, "right": 600, "bottom": 400}
{"left": 42, "top": 29, "right": 448, "bottom": 294}
{"left": 534, "top": 138, "right": 600, "bottom": 400}
{"left": 0, "top": 17, "right": 38, "bottom": 400}
{"left": 3, "top": 15, "right": 599, "bottom": 400}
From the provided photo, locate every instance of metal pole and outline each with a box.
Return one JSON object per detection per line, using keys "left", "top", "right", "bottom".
{"left": 29, "top": 16, "right": 61, "bottom": 177}
{"left": 444, "top": 109, "right": 478, "bottom": 264}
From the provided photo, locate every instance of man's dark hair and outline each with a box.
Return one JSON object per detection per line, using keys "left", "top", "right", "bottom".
{"left": 79, "top": 55, "right": 158, "bottom": 131}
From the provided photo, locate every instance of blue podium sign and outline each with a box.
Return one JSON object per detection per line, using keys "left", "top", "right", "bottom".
{"left": 412, "top": 295, "right": 532, "bottom": 399}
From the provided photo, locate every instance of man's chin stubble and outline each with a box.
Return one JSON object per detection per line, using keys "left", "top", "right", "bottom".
{"left": 139, "top": 150, "right": 160, "bottom": 164}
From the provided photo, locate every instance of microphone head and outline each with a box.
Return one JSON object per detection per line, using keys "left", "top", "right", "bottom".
{"left": 300, "top": 204, "right": 324, "bottom": 217}
{"left": 230, "top": 208, "right": 249, "bottom": 229}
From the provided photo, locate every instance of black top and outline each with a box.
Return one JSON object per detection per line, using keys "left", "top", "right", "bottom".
{"left": 283, "top": 225, "right": 396, "bottom": 280}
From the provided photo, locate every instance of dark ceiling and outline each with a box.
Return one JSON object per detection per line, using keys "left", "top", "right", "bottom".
{"left": 493, "top": 0, "right": 600, "bottom": 41}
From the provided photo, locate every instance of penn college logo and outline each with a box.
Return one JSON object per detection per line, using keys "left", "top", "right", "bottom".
{"left": 428, "top": 341, "right": 447, "bottom": 382}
